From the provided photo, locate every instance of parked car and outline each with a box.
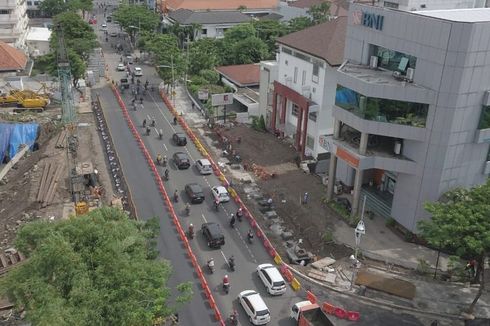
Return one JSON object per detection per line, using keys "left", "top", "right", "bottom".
{"left": 185, "top": 183, "right": 205, "bottom": 204}
{"left": 134, "top": 67, "right": 143, "bottom": 77}
{"left": 101, "top": 23, "right": 107, "bottom": 29}
{"left": 196, "top": 159, "right": 212, "bottom": 175}
{"left": 257, "top": 264, "right": 287, "bottom": 295}
{"left": 211, "top": 186, "right": 230, "bottom": 203}
{"left": 172, "top": 132, "right": 187, "bottom": 146}
{"left": 126, "top": 55, "right": 133, "bottom": 64}
{"left": 173, "top": 152, "right": 190, "bottom": 169}
{"left": 106, "top": 16, "right": 112, "bottom": 22}
{"left": 201, "top": 222, "right": 225, "bottom": 248}
{"left": 238, "top": 290, "right": 271, "bottom": 325}
{"left": 117, "top": 63, "right": 125, "bottom": 71}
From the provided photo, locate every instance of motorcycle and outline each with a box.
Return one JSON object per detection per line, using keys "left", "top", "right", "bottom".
{"left": 236, "top": 209, "right": 243, "bottom": 222}
{"left": 229, "top": 215, "right": 236, "bottom": 228}
{"left": 247, "top": 231, "right": 254, "bottom": 244}
{"left": 188, "top": 225, "right": 194, "bottom": 239}
{"left": 229, "top": 256, "right": 235, "bottom": 272}
{"left": 208, "top": 259, "right": 215, "bottom": 274}
{"left": 223, "top": 281, "right": 230, "bottom": 294}
{"left": 214, "top": 200, "right": 219, "bottom": 212}
{"left": 229, "top": 311, "right": 238, "bottom": 326}
{"left": 185, "top": 204, "right": 191, "bottom": 216}
{"left": 173, "top": 191, "right": 179, "bottom": 203}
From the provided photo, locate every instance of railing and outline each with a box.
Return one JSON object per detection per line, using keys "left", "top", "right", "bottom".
{"left": 360, "top": 188, "right": 392, "bottom": 219}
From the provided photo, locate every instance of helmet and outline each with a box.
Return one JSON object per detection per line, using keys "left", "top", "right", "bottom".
{"left": 189, "top": 223, "right": 193, "bottom": 227}
{"left": 224, "top": 275, "right": 228, "bottom": 278}
{"left": 231, "top": 213, "right": 234, "bottom": 217}
{"left": 238, "top": 208, "right": 242, "bottom": 212}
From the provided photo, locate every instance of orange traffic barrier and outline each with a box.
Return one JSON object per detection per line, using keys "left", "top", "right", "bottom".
{"left": 347, "top": 311, "right": 360, "bottom": 321}
{"left": 335, "top": 307, "right": 347, "bottom": 319}
{"left": 323, "top": 302, "right": 336, "bottom": 315}
{"left": 306, "top": 291, "right": 317, "bottom": 304}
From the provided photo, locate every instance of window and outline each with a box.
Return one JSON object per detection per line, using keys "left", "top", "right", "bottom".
{"left": 312, "top": 63, "right": 319, "bottom": 83}
{"left": 372, "top": 45, "right": 417, "bottom": 74}
{"left": 293, "top": 67, "right": 298, "bottom": 83}
{"left": 383, "top": 1, "right": 399, "bottom": 8}
{"left": 0, "top": 9, "right": 12, "bottom": 14}
{"left": 478, "top": 105, "right": 490, "bottom": 129}
{"left": 282, "top": 47, "right": 292, "bottom": 55}
{"left": 201, "top": 29, "right": 207, "bottom": 35}
{"left": 291, "top": 104, "right": 299, "bottom": 117}
{"left": 306, "top": 135, "right": 314, "bottom": 149}
{"left": 27, "top": 0, "right": 32, "bottom": 5}
{"left": 335, "top": 85, "right": 429, "bottom": 127}
{"left": 294, "top": 51, "right": 310, "bottom": 62}
{"left": 34, "top": 1, "right": 39, "bottom": 5}
{"left": 301, "top": 70, "right": 306, "bottom": 86}
{"left": 308, "top": 112, "right": 317, "bottom": 122}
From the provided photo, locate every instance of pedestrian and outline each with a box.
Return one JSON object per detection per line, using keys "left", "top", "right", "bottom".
{"left": 302, "top": 192, "right": 309, "bottom": 205}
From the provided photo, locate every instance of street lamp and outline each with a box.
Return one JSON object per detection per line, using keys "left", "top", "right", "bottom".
{"left": 350, "top": 196, "right": 366, "bottom": 290}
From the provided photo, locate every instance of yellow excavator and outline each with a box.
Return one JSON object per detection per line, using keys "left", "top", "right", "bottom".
{"left": 0, "top": 82, "right": 51, "bottom": 111}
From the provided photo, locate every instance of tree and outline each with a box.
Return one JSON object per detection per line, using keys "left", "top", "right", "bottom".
{"left": 0, "top": 208, "right": 192, "bottom": 325}
{"left": 287, "top": 16, "right": 314, "bottom": 33}
{"left": 231, "top": 36, "right": 269, "bottom": 64}
{"left": 419, "top": 180, "right": 490, "bottom": 315}
{"left": 308, "top": 1, "right": 331, "bottom": 25}
{"left": 68, "top": 0, "right": 93, "bottom": 19}
{"left": 142, "top": 33, "right": 185, "bottom": 84}
{"left": 252, "top": 20, "right": 287, "bottom": 58}
{"left": 188, "top": 38, "right": 221, "bottom": 75}
{"left": 50, "top": 12, "right": 98, "bottom": 61}
{"left": 39, "top": 0, "right": 68, "bottom": 17}
{"left": 113, "top": 5, "right": 160, "bottom": 35}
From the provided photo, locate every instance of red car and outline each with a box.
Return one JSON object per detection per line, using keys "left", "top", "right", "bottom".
{"left": 89, "top": 18, "right": 97, "bottom": 24}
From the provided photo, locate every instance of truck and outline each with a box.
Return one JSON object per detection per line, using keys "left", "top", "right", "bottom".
{"left": 290, "top": 301, "right": 335, "bottom": 326}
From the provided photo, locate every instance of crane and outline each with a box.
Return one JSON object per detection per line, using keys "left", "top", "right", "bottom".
{"left": 56, "top": 23, "right": 76, "bottom": 124}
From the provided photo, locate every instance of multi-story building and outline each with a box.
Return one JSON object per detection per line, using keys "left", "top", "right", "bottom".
{"left": 326, "top": 4, "right": 490, "bottom": 232}
{"left": 0, "top": 0, "right": 29, "bottom": 50}
{"left": 267, "top": 17, "right": 347, "bottom": 160}
{"left": 379, "top": 0, "right": 487, "bottom": 10}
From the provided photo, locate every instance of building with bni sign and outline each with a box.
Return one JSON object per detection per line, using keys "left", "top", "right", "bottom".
{"left": 379, "top": 0, "right": 488, "bottom": 11}
{"left": 326, "top": 3, "right": 490, "bottom": 232}
{"left": 267, "top": 17, "right": 347, "bottom": 160}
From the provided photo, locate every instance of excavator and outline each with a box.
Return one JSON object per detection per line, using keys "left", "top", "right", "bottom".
{"left": 0, "top": 82, "right": 51, "bottom": 111}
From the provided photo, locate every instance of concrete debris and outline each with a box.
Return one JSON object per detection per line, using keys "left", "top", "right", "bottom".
{"left": 281, "top": 231, "right": 293, "bottom": 241}
{"left": 264, "top": 211, "right": 277, "bottom": 219}
{"left": 311, "top": 257, "right": 337, "bottom": 271}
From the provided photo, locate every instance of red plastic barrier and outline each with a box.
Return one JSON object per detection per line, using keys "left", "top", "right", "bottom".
{"left": 347, "top": 311, "right": 360, "bottom": 321}
{"left": 306, "top": 291, "right": 317, "bottom": 304}
{"left": 323, "top": 302, "right": 336, "bottom": 315}
{"left": 334, "top": 307, "right": 347, "bottom": 319}
{"left": 280, "top": 264, "right": 293, "bottom": 282}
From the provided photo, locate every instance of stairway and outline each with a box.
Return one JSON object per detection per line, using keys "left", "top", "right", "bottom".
{"left": 360, "top": 188, "right": 392, "bottom": 219}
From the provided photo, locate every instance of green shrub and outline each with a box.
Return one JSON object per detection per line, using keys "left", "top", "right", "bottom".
{"left": 199, "top": 69, "right": 219, "bottom": 84}
{"left": 322, "top": 230, "right": 333, "bottom": 243}
{"left": 385, "top": 217, "right": 396, "bottom": 227}
{"left": 416, "top": 259, "right": 430, "bottom": 275}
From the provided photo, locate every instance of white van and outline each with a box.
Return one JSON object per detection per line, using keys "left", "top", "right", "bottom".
{"left": 196, "top": 159, "right": 213, "bottom": 175}
{"left": 238, "top": 290, "right": 271, "bottom": 325}
{"left": 257, "top": 263, "right": 287, "bottom": 295}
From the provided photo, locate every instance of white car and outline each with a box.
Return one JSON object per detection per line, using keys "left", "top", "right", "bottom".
{"left": 238, "top": 290, "right": 271, "bottom": 325}
{"left": 211, "top": 186, "right": 230, "bottom": 203}
{"left": 257, "top": 264, "right": 287, "bottom": 295}
{"left": 196, "top": 159, "right": 213, "bottom": 175}
{"left": 101, "top": 23, "right": 107, "bottom": 29}
{"left": 117, "top": 63, "right": 125, "bottom": 71}
{"left": 134, "top": 67, "right": 143, "bottom": 77}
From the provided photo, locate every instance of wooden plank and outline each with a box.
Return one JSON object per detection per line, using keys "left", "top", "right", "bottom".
{"left": 0, "top": 145, "right": 29, "bottom": 181}
{"left": 37, "top": 161, "right": 51, "bottom": 202}
{"left": 0, "top": 254, "right": 7, "bottom": 268}
{"left": 43, "top": 163, "right": 64, "bottom": 207}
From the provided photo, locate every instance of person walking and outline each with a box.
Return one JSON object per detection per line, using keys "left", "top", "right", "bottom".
{"left": 302, "top": 192, "right": 309, "bottom": 205}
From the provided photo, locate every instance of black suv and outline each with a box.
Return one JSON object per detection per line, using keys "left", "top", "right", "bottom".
{"left": 172, "top": 132, "right": 187, "bottom": 146}
{"left": 120, "top": 78, "right": 130, "bottom": 89}
{"left": 201, "top": 223, "right": 225, "bottom": 249}
{"left": 173, "top": 152, "right": 190, "bottom": 169}
{"left": 185, "top": 183, "right": 205, "bottom": 204}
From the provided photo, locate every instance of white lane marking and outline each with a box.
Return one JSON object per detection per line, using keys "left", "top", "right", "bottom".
{"left": 201, "top": 213, "right": 208, "bottom": 223}
{"left": 221, "top": 206, "right": 256, "bottom": 262}
{"left": 163, "top": 143, "right": 168, "bottom": 151}
{"left": 221, "top": 251, "right": 228, "bottom": 264}
{"left": 149, "top": 92, "right": 177, "bottom": 133}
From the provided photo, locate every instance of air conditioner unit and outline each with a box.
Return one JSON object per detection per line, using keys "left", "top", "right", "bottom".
{"left": 394, "top": 140, "right": 402, "bottom": 155}
{"left": 406, "top": 68, "right": 414, "bottom": 82}
{"left": 369, "top": 56, "right": 378, "bottom": 69}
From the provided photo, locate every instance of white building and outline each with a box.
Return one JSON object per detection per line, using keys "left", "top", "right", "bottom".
{"left": 0, "top": 0, "right": 29, "bottom": 50}
{"left": 166, "top": 9, "right": 252, "bottom": 39}
{"left": 26, "top": 27, "right": 51, "bottom": 57}
{"left": 380, "top": 0, "right": 487, "bottom": 10}
{"left": 265, "top": 17, "right": 347, "bottom": 160}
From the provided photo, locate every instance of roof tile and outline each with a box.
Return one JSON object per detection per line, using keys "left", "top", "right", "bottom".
{"left": 165, "top": 0, "right": 279, "bottom": 11}
{"left": 216, "top": 63, "right": 260, "bottom": 87}
{"left": 0, "top": 42, "right": 27, "bottom": 72}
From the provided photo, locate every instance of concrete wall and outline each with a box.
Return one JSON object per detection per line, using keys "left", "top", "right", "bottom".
{"left": 258, "top": 61, "right": 278, "bottom": 126}
{"left": 380, "top": 0, "right": 486, "bottom": 11}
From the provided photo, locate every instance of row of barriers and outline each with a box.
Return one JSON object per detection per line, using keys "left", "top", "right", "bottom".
{"left": 110, "top": 85, "right": 225, "bottom": 325}
{"left": 159, "top": 90, "right": 362, "bottom": 322}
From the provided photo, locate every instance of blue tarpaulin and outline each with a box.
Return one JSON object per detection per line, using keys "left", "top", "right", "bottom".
{"left": 8, "top": 123, "right": 39, "bottom": 159}
{"left": 0, "top": 124, "right": 14, "bottom": 162}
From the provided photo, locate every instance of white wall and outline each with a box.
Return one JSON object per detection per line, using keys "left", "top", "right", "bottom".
{"left": 381, "top": 0, "right": 485, "bottom": 10}
{"left": 196, "top": 23, "right": 245, "bottom": 39}
{"left": 26, "top": 39, "right": 49, "bottom": 56}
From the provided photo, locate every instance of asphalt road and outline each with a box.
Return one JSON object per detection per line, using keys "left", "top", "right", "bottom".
{"left": 91, "top": 4, "right": 428, "bottom": 326}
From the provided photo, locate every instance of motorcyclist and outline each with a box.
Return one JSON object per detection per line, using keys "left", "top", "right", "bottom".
{"left": 159, "top": 129, "right": 163, "bottom": 140}
{"left": 185, "top": 203, "right": 191, "bottom": 215}
{"left": 214, "top": 199, "right": 219, "bottom": 211}
{"left": 140, "top": 97, "right": 144, "bottom": 104}
{"left": 230, "top": 309, "right": 238, "bottom": 325}
{"left": 188, "top": 223, "right": 194, "bottom": 239}
{"left": 229, "top": 213, "right": 236, "bottom": 228}
{"left": 164, "top": 169, "right": 169, "bottom": 180}
{"left": 142, "top": 119, "right": 147, "bottom": 127}
{"left": 173, "top": 190, "right": 179, "bottom": 202}
{"left": 151, "top": 118, "right": 156, "bottom": 127}
{"left": 229, "top": 255, "right": 235, "bottom": 271}
{"left": 173, "top": 116, "right": 177, "bottom": 125}
{"left": 146, "top": 126, "right": 151, "bottom": 136}
{"left": 223, "top": 275, "right": 230, "bottom": 293}
{"left": 162, "top": 155, "right": 168, "bottom": 167}
{"left": 156, "top": 153, "right": 162, "bottom": 165}
{"left": 207, "top": 258, "right": 215, "bottom": 273}
{"left": 236, "top": 208, "right": 243, "bottom": 222}
{"left": 247, "top": 229, "right": 254, "bottom": 243}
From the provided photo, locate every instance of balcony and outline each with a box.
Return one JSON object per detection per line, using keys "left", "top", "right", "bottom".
{"left": 330, "top": 129, "right": 417, "bottom": 175}
{"left": 337, "top": 63, "right": 435, "bottom": 105}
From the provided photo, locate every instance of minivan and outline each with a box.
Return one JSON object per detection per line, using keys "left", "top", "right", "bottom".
{"left": 201, "top": 222, "right": 225, "bottom": 248}
{"left": 196, "top": 159, "right": 212, "bottom": 175}
{"left": 238, "top": 290, "right": 271, "bottom": 325}
{"left": 257, "top": 263, "right": 287, "bottom": 295}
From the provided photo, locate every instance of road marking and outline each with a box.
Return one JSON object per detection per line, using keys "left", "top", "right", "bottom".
{"left": 149, "top": 92, "right": 177, "bottom": 133}
{"left": 201, "top": 213, "right": 208, "bottom": 223}
{"left": 163, "top": 143, "right": 168, "bottom": 151}
{"left": 221, "top": 251, "right": 228, "bottom": 264}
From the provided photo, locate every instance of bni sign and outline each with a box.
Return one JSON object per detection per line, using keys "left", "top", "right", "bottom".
{"left": 352, "top": 10, "right": 384, "bottom": 31}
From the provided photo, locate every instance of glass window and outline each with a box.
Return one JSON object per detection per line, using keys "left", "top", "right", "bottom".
{"left": 201, "top": 29, "right": 207, "bottom": 35}
{"left": 478, "top": 105, "right": 490, "bottom": 129}
{"left": 27, "top": 1, "right": 32, "bottom": 5}
{"left": 301, "top": 70, "right": 306, "bottom": 86}
{"left": 384, "top": 1, "right": 399, "bottom": 8}
{"left": 292, "top": 104, "right": 299, "bottom": 116}
{"left": 372, "top": 45, "right": 416, "bottom": 74}
{"left": 335, "top": 85, "right": 429, "bottom": 127}
{"left": 308, "top": 111, "right": 317, "bottom": 122}
{"left": 306, "top": 135, "right": 314, "bottom": 149}
{"left": 282, "top": 47, "right": 292, "bottom": 55}
{"left": 312, "top": 63, "right": 319, "bottom": 83}
{"left": 293, "top": 67, "right": 298, "bottom": 83}
{"left": 294, "top": 51, "right": 310, "bottom": 62}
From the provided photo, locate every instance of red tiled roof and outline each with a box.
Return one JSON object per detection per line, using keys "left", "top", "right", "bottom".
{"left": 165, "top": 0, "right": 279, "bottom": 11}
{"left": 215, "top": 64, "right": 260, "bottom": 87}
{"left": 0, "top": 42, "right": 27, "bottom": 72}
{"left": 276, "top": 16, "right": 347, "bottom": 66}
{"left": 289, "top": 0, "right": 374, "bottom": 17}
